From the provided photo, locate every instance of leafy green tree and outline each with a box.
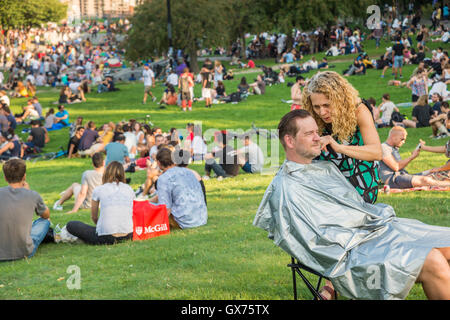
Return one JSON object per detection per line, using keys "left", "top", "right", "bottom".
{"left": 0, "top": 0, "right": 67, "bottom": 30}
{"left": 224, "top": 0, "right": 270, "bottom": 58}
{"left": 124, "top": 0, "right": 229, "bottom": 73}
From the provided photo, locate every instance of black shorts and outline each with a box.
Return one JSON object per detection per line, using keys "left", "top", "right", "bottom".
{"left": 387, "top": 172, "right": 414, "bottom": 189}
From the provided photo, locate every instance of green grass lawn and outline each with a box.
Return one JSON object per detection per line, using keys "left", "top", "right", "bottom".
{"left": 0, "top": 39, "right": 449, "bottom": 300}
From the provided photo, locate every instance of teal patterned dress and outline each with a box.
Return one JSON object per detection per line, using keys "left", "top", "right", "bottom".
{"left": 319, "top": 124, "right": 380, "bottom": 204}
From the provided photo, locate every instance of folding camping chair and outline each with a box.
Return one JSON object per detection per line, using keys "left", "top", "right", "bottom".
{"left": 288, "top": 256, "right": 338, "bottom": 300}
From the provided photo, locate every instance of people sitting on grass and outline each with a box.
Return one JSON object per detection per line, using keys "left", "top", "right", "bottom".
{"left": 203, "top": 131, "right": 240, "bottom": 181}
{"left": 0, "top": 107, "right": 9, "bottom": 134}
{"left": 66, "top": 161, "right": 135, "bottom": 245}
{"left": 380, "top": 126, "right": 450, "bottom": 189}
{"left": 254, "top": 110, "right": 450, "bottom": 300}
{"left": 104, "top": 134, "right": 131, "bottom": 170}
{"left": 344, "top": 57, "right": 366, "bottom": 76}
{"left": 24, "top": 120, "right": 49, "bottom": 153}
{"left": 237, "top": 135, "right": 264, "bottom": 174}
{"left": 249, "top": 75, "right": 266, "bottom": 95}
{"left": 237, "top": 77, "right": 250, "bottom": 99}
{"left": 429, "top": 101, "right": 450, "bottom": 138}
{"left": 394, "top": 95, "right": 434, "bottom": 129}
{"left": 0, "top": 90, "right": 10, "bottom": 107}
{"left": 373, "top": 93, "right": 399, "bottom": 128}
{"left": 54, "top": 104, "right": 70, "bottom": 128}
{"left": 214, "top": 81, "right": 227, "bottom": 100}
{"left": 67, "top": 126, "right": 85, "bottom": 159}
{"left": 0, "top": 158, "right": 51, "bottom": 261}
{"left": 15, "top": 104, "right": 40, "bottom": 124}
{"left": 97, "top": 76, "right": 118, "bottom": 93}
{"left": 158, "top": 83, "right": 177, "bottom": 107}
{"left": 78, "top": 121, "right": 99, "bottom": 156}
{"left": 59, "top": 86, "right": 80, "bottom": 104}
{"left": 0, "top": 129, "right": 22, "bottom": 160}
{"left": 53, "top": 152, "right": 105, "bottom": 213}
{"left": 148, "top": 147, "right": 207, "bottom": 230}
{"left": 2, "top": 106, "right": 16, "bottom": 131}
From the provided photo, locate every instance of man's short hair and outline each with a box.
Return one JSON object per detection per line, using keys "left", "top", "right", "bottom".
{"left": 278, "top": 109, "right": 312, "bottom": 149}
{"left": 156, "top": 147, "right": 174, "bottom": 168}
{"left": 92, "top": 152, "right": 104, "bottom": 168}
{"left": 433, "top": 93, "right": 443, "bottom": 101}
{"left": 389, "top": 126, "right": 407, "bottom": 137}
{"left": 3, "top": 158, "right": 26, "bottom": 184}
{"left": 115, "top": 134, "right": 125, "bottom": 142}
{"left": 382, "top": 93, "right": 390, "bottom": 100}
{"left": 367, "top": 97, "right": 376, "bottom": 106}
{"left": 296, "top": 75, "right": 305, "bottom": 82}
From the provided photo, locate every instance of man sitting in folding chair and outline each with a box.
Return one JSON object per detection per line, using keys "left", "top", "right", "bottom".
{"left": 253, "top": 110, "right": 450, "bottom": 300}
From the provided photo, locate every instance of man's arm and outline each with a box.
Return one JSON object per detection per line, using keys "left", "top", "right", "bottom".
{"left": 382, "top": 147, "right": 420, "bottom": 172}
{"left": 44, "top": 128, "right": 49, "bottom": 144}
{"left": 67, "top": 143, "right": 75, "bottom": 158}
{"left": 419, "top": 139, "right": 446, "bottom": 153}
{"left": 67, "top": 184, "right": 88, "bottom": 214}
{"left": 91, "top": 199, "right": 100, "bottom": 224}
{"left": 0, "top": 142, "right": 12, "bottom": 155}
{"left": 40, "top": 206, "right": 50, "bottom": 220}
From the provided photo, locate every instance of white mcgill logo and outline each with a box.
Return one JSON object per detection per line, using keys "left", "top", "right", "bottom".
{"left": 136, "top": 224, "right": 168, "bottom": 235}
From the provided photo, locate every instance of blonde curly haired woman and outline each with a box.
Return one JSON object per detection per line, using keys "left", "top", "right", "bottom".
{"left": 302, "top": 71, "right": 382, "bottom": 204}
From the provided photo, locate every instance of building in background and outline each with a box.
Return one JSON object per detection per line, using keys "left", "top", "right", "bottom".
{"left": 60, "top": 0, "right": 138, "bottom": 20}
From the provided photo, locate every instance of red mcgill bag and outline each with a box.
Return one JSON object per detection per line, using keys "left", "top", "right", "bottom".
{"left": 132, "top": 200, "right": 170, "bottom": 240}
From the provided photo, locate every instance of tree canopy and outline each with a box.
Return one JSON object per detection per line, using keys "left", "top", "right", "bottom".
{"left": 124, "top": 0, "right": 231, "bottom": 73}
{"left": 0, "top": 0, "right": 67, "bottom": 30}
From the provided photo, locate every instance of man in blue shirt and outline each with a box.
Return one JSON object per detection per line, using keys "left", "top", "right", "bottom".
{"left": 104, "top": 134, "right": 130, "bottom": 167}
{"left": 55, "top": 105, "right": 69, "bottom": 127}
{"left": 150, "top": 147, "right": 207, "bottom": 230}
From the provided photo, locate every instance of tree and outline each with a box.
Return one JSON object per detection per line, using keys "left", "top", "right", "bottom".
{"left": 0, "top": 0, "right": 67, "bottom": 30}
{"left": 124, "top": 0, "right": 230, "bottom": 73}
{"left": 224, "top": 0, "right": 270, "bottom": 58}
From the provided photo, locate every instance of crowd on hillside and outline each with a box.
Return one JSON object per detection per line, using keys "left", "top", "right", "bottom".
{"left": 0, "top": 2, "right": 449, "bottom": 275}
{"left": 0, "top": 19, "right": 128, "bottom": 104}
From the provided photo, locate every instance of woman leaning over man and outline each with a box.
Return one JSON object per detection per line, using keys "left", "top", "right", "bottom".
{"left": 302, "top": 71, "right": 382, "bottom": 204}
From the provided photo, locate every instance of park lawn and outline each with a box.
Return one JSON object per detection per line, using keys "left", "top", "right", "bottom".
{"left": 0, "top": 45, "right": 449, "bottom": 300}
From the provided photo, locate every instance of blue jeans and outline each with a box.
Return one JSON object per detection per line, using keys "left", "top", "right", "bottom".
{"left": 29, "top": 218, "right": 50, "bottom": 258}
{"left": 205, "top": 159, "right": 227, "bottom": 177}
{"left": 97, "top": 84, "right": 108, "bottom": 93}
{"left": 242, "top": 161, "right": 252, "bottom": 173}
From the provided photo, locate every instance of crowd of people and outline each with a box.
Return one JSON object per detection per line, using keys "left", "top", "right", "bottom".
{"left": 1, "top": 3, "right": 450, "bottom": 301}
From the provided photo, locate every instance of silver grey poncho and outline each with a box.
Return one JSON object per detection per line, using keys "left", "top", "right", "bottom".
{"left": 254, "top": 160, "right": 450, "bottom": 300}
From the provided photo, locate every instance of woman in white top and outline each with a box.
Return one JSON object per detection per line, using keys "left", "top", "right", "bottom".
{"left": 66, "top": 161, "right": 135, "bottom": 245}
